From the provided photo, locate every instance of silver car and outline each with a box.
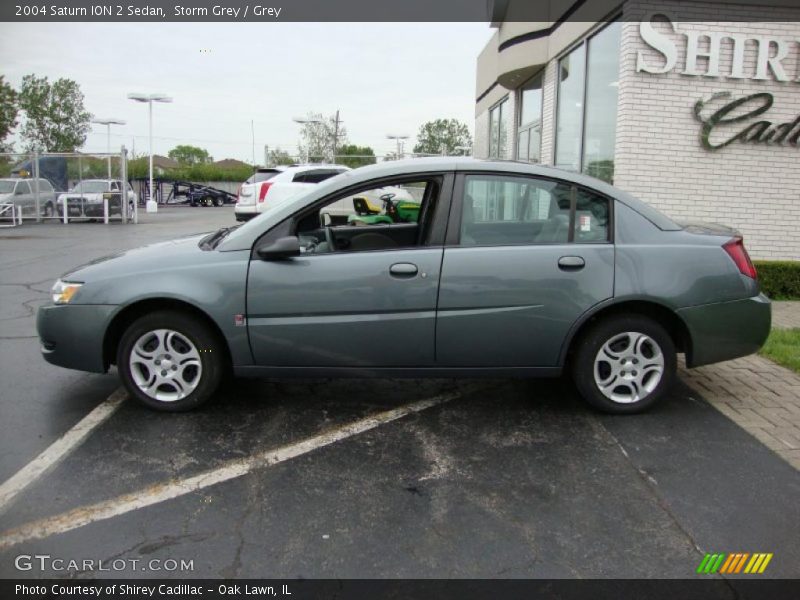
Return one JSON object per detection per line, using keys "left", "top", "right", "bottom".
{"left": 0, "top": 177, "right": 57, "bottom": 217}
{"left": 37, "top": 158, "right": 771, "bottom": 414}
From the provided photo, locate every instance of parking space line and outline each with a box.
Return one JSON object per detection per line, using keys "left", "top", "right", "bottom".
{"left": 0, "top": 390, "right": 460, "bottom": 550}
{"left": 0, "top": 387, "right": 126, "bottom": 515}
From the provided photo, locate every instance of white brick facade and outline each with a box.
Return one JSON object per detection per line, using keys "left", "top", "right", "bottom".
{"left": 475, "top": 1, "right": 800, "bottom": 259}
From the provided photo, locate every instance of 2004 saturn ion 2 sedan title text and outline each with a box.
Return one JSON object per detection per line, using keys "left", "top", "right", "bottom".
{"left": 37, "top": 158, "right": 771, "bottom": 414}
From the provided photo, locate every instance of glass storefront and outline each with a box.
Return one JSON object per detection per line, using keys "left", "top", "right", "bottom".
{"left": 488, "top": 98, "right": 509, "bottom": 159}
{"left": 554, "top": 43, "right": 586, "bottom": 173}
{"left": 517, "top": 72, "right": 543, "bottom": 163}
{"left": 554, "top": 21, "right": 621, "bottom": 183}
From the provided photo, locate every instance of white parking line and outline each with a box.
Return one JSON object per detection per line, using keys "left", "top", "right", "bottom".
{"left": 0, "top": 390, "right": 460, "bottom": 550}
{"left": 0, "top": 387, "right": 126, "bottom": 515}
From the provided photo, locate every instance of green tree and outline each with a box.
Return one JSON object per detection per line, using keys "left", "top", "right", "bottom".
{"left": 337, "top": 144, "right": 375, "bottom": 168}
{"left": 267, "top": 147, "right": 295, "bottom": 166}
{"left": 0, "top": 75, "right": 18, "bottom": 152}
{"left": 168, "top": 144, "right": 212, "bottom": 165}
{"left": 18, "top": 75, "right": 91, "bottom": 152}
{"left": 297, "top": 112, "right": 348, "bottom": 163}
{"left": 413, "top": 118, "right": 472, "bottom": 156}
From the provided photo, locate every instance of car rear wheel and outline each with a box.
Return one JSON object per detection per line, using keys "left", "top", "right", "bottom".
{"left": 214, "top": 196, "right": 224, "bottom": 207}
{"left": 42, "top": 202, "right": 54, "bottom": 218}
{"left": 117, "top": 310, "right": 223, "bottom": 411}
{"left": 572, "top": 314, "right": 676, "bottom": 414}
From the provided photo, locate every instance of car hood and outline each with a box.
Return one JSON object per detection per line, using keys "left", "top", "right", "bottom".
{"left": 63, "top": 233, "right": 211, "bottom": 282}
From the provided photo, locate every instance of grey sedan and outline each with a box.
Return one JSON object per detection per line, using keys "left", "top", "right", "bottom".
{"left": 37, "top": 159, "right": 771, "bottom": 413}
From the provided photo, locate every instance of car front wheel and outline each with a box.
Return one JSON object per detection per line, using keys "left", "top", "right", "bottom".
{"left": 117, "top": 310, "right": 223, "bottom": 411}
{"left": 572, "top": 315, "right": 676, "bottom": 414}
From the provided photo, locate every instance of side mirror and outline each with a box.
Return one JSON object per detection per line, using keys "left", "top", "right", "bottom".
{"left": 256, "top": 236, "right": 301, "bottom": 260}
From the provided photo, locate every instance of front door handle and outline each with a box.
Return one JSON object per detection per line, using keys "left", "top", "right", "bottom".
{"left": 389, "top": 263, "right": 418, "bottom": 278}
{"left": 558, "top": 256, "right": 585, "bottom": 270}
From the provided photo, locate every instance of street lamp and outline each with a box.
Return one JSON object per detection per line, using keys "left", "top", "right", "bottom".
{"left": 91, "top": 118, "right": 126, "bottom": 178}
{"left": 292, "top": 116, "right": 322, "bottom": 164}
{"left": 386, "top": 134, "right": 409, "bottom": 160}
{"left": 127, "top": 92, "right": 173, "bottom": 213}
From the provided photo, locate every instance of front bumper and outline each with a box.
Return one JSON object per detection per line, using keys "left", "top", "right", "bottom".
{"left": 37, "top": 304, "right": 117, "bottom": 373}
{"left": 678, "top": 293, "right": 771, "bottom": 368}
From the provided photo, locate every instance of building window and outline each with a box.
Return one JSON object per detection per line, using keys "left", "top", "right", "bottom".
{"left": 517, "top": 72, "right": 543, "bottom": 163}
{"left": 554, "top": 21, "right": 621, "bottom": 183}
{"left": 488, "top": 97, "right": 509, "bottom": 159}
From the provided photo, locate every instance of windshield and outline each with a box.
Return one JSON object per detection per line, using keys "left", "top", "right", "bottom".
{"left": 69, "top": 181, "right": 109, "bottom": 193}
{"left": 0, "top": 180, "right": 15, "bottom": 193}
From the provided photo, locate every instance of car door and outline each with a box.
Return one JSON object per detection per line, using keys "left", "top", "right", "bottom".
{"left": 246, "top": 174, "right": 452, "bottom": 368}
{"left": 436, "top": 173, "right": 614, "bottom": 367}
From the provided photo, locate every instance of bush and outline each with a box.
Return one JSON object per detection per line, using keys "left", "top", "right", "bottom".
{"left": 753, "top": 261, "right": 800, "bottom": 300}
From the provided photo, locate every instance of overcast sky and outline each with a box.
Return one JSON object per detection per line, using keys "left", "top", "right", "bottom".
{"left": 0, "top": 22, "right": 492, "bottom": 162}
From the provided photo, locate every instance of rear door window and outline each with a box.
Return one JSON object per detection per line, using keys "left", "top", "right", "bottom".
{"left": 460, "top": 175, "right": 571, "bottom": 245}
{"left": 16, "top": 180, "right": 31, "bottom": 195}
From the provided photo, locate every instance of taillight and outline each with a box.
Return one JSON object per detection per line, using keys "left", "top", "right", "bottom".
{"left": 258, "top": 182, "right": 272, "bottom": 202}
{"left": 723, "top": 236, "right": 757, "bottom": 279}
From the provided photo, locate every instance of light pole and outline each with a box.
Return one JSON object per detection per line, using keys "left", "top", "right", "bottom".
{"left": 293, "top": 116, "right": 322, "bottom": 164}
{"left": 127, "top": 92, "right": 173, "bottom": 213}
{"left": 91, "top": 118, "right": 126, "bottom": 178}
{"left": 386, "top": 134, "right": 409, "bottom": 160}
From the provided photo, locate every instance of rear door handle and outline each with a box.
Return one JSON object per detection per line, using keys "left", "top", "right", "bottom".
{"left": 558, "top": 256, "right": 585, "bottom": 270}
{"left": 389, "top": 263, "right": 418, "bottom": 278}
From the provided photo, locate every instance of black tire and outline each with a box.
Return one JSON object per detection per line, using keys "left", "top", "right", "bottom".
{"left": 117, "top": 310, "right": 224, "bottom": 411}
{"left": 42, "top": 202, "right": 54, "bottom": 218}
{"left": 571, "top": 314, "right": 676, "bottom": 414}
{"left": 214, "top": 196, "right": 224, "bottom": 207}
{"left": 203, "top": 196, "right": 214, "bottom": 207}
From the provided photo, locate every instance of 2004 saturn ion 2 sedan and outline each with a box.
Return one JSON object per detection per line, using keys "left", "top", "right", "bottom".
{"left": 37, "top": 158, "right": 771, "bottom": 414}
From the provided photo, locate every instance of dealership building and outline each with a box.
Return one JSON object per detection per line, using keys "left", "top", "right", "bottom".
{"left": 474, "top": 0, "right": 800, "bottom": 259}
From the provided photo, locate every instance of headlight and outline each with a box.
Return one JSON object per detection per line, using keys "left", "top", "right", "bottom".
{"left": 51, "top": 280, "right": 82, "bottom": 304}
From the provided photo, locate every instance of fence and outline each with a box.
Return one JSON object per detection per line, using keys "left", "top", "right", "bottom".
{"left": 0, "top": 148, "right": 133, "bottom": 225}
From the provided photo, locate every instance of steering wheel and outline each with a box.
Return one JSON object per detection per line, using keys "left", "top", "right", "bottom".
{"left": 324, "top": 226, "right": 336, "bottom": 252}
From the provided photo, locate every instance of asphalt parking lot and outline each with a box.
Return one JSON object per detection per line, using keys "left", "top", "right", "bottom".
{"left": 0, "top": 208, "right": 798, "bottom": 580}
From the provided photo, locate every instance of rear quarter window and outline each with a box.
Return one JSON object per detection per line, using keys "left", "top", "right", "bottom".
{"left": 245, "top": 170, "right": 282, "bottom": 184}
{"left": 293, "top": 169, "right": 345, "bottom": 184}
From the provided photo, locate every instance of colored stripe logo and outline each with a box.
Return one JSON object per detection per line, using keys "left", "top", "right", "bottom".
{"left": 697, "top": 552, "right": 773, "bottom": 574}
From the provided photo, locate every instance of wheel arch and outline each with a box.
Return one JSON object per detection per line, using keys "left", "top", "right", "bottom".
{"left": 560, "top": 299, "right": 693, "bottom": 367}
{"left": 103, "top": 298, "right": 233, "bottom": 371}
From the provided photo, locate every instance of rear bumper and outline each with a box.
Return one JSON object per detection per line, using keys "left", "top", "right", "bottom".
{"left": 678, "top": 293, "right": 771, "bottom": 368}
{"left": 37, "top": 304, "right": 117, "bottom": 373}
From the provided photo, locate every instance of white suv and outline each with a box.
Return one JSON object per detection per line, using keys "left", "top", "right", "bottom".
{"left": 234, "top": 165, "right": 350, "bottom": 222}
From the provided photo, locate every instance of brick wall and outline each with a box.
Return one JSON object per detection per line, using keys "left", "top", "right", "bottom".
{"left": 616, "top": 0, "right": 800, "bottom": 260}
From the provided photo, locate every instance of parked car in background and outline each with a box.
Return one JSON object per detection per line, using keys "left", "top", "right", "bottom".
{"left": 56, "top": 179, "right": 137, "bottom": 219}
{"left": 235, "top": 165, "right": 349, "bottom": 222}
{"left": 38, "top": 158, "right": 771, "bottom": 414}
{"left": 0, "top": 178, "right": 57, "bottom": 217}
